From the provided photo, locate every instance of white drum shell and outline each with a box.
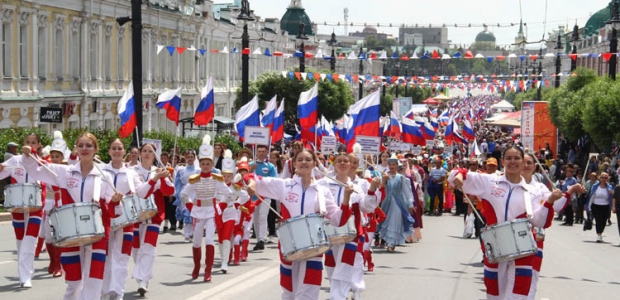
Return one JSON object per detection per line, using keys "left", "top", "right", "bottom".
{"left": 49, "top": 203, "right": 105, "bottom": 248}
{"left": 481, "top": 218, "right": 537, "bottom": 264}
{"left": 4, "top": 183, "right": 43, "bottom": 213}
{"left": 323, "top": 216, "right": 356, "bottom": 245}
{"left": 277, "top": 213, "right": 330, "bottom": 261}
{"left": 134, "top": 195, "right": 157, "bottom": 221}
{"left": 111, "top": 195, "right": 141, "bottom": 230}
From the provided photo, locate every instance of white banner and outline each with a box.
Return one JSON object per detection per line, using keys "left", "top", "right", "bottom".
{"left": 142, "top": 138, "right": 163, "bottom": 159}
{"left": 320, "top": 136, "right": 338, "bottom": 153}
{"left": 389, "top": 140, "right": 401, "bottom": 151}
{"left": 444, "top": 146, "right": 453, "bottom": 156}
{"left": 400, "top": 143, "right": 411, "bottom": 152}
{"left": 412, "top": 145, "right": 422, "bottom": 155}
{"left": 426, "top": 140, "right": 435, "bottom": 148}
{"left": 521, "top": 102, "right": 535, "bottom": 150}
{"left": 244, "top": 126, "right": 271, "bottom": 146}
{"left": 357, "top": 136, "right": 382, "bottom": 154}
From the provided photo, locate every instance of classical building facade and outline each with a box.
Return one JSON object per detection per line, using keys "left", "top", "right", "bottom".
{"left": 0, "top": 0, "right": 356, "bottom": 135}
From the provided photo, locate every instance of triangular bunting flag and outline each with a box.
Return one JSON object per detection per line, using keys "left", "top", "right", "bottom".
{"left": 221, "top": 46, "right": 229, "bottom": 53}
{"left": 199, "top": 49, "right": 207, "bottom": 56}
{"left": 176, "top": 47, "right": 187, "bottom": 55}
{"left": 166, "top": 46, "right": 175, "bottom": 56}
{"left": 157, "top": 45, "right": 164, "bottom": 55}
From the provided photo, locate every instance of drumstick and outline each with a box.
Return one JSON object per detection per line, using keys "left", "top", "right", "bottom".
{"left": 314, "top": 168, "right": 358, "bottom": 194}
{"left": 527, "top": 151, "right": 555, "bottom": 191}
{"left": 235, "top": 174, "right": 283, "bottom": 219}
{"left": 460, "top": 189, "right": 486, "bottom": 226}
{"left": 26, "top": 153, "right": 58, "bottom": 177}
{"left": 91, "top": 161, "right": 121, "bottom": 195}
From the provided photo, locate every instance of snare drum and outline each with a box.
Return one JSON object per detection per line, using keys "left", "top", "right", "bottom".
{"left": 4, "top": 183, "right": 43, "bottom": 213}
{"left": 111, "top": 195, "right": 141, "bottom": 230}
{"left": 480, "top": 218, "right": 537, "bottom": 264}
{"left": 49, "top": 202, "right": 105, "bottom": 248}
{"left": 135, "top": 195, "right": 157, "bottom": 221}
{"left": 277, "top": 213, "right": 330, "bottom": 261}
{"left": 323, "top": 216, "right": 356, "bottom": 245}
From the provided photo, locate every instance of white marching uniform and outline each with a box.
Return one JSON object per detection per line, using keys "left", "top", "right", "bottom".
{"left": 318, "top": 177, "right": 379, "bottom": 300}
{"left": 217, "top": 183, "right": 249, "bottom": 271}
{"left": 101, "top": 163, "right": 149, "bottom": 299}
{"left": 248, "top": 174, "right": 351, "bottom": 300}
{"left": 448, "top": 170, "right": 554, "bottom": 300}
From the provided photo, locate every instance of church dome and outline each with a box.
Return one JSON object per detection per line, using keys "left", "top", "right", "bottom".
{"left": 363, "top": 26, "right": 377, "bottom": 34}
{"left": 583, "top": 1, "right": 613, "bottom": 36}
{"left": 280, "top": 1, "right": 314, "bottom": 36}
{"left": 475, "top": 28, "right": 496, "bottom": 43}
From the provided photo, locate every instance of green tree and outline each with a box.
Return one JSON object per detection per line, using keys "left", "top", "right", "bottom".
{"left": 234, "top": 72, "right": 354, "bottom": 125}
{"left": 446, "top": 64, "right": 457, "bottom": 76}
{"left": 471, "top": 59, "right": 488, "bottom": 75}
{"left": 582, "top": 78, "right": 620, "bottom": 148}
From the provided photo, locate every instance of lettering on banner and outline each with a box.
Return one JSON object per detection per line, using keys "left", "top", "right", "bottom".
{"left": 412, "top": 146, "right": 422, "bottom": 155}
{"left": 320, "top": 136, "right": 337, "bottom": 153}
{"left": 244, "top": 126, "right": 271, "bottom": 146}
{"left": 356, "top": 135, "right": 381, "bottom": 154}
{"left": 143, "top": 138, "right": 163, "bottom": 159}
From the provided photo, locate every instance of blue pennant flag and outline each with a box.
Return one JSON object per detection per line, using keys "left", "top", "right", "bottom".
{"left": 166, "top": 46, "right": 175, "bottom": 56}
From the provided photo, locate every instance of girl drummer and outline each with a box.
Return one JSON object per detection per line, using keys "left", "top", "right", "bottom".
{"left": 449, "top": 145, "right": 563, "bottom": 300}
{"left": 131, "top": 143, "right": 174, "bottom": 296}
{"left": 0, "top": 133, "right": 47, "bottom": 288}
{"left": 318, "top": 151, "right": 380, "bottom": 300}
{"left": 21, "top": 132, "right": 124, "bottom": 300}
{"left": 245, "top": 148, "right": 353, "bottom": 300}
{"left": 101, "top": 139, "right": 152, "bottom": 300}
{"left": 521, "top": 152, "right": 583, "bottom": 298}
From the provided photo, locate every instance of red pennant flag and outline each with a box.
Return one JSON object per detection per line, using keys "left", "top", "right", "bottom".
{"left": 314, "top": 73, "right": 321, "bottom": 81}
{"left": 530, "top": 55, "right": 538, "bottom": 61}
{"left": 465, "top": 50, "right": 474, "bottom": 58}
{"left": 338, "top": 53, "right": 345, "bottom": 58}
{"left": 305, "top": 52, "right": 315, "bottom": 59}
{"left": 352, "top": 74, "right": 359, "bottom": 83}
{"left": 273, "top": 51, "right": 283, "bottom": 57}
{"left": 602, "top": 53, "right": 613, "bottom": 62}
{"left": 242, "top": 48, "right": 251, "bottom": 55}
{"left": 177, "top": 47, "right": 187, "bottom": 55}
{"left": 294, "top": 72, "right": 301, "bottom": 81}
{"left": 371, "top": 53, "right": 377, "bottom": 59}
{"left": 432, "top": 50, "right": 440, "bottom": 59}
{"left": 210, "top": 49, "right": 219, "bottom": 53}
{"left": 496, "top": 55, "right": 505, "bottom": 61}
{"left": 333, "top": 73, "right": 339, "bottom": 83}
{"left": 569, "top": 53, "right": 578, "bottom": 61}
{"left": 400, "top": 55, "right": 410, "bottom": 61}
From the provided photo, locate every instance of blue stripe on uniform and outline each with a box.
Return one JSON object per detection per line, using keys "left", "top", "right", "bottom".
{"left": 344, "top": 243, "right": 358, "bottom": 251}
{"left": 60, "top": 255, "right": 81, "bottom": 265}
{"left": 123, "top": 234, "right": 134, "bottom": 242}
{"left": 536, "top": 250, "right": 543, "bottom": 258}
{"left": 515, "top": 268, "right": 533, "bottom": 277}
{"left": 92, "top": 252, "right": 106, "bottom": 262}
{"left": 484, "top": 269, "right": 498, "bottom": 279}
{"left": 146, "top": 226, "right": 160, "bottom": 233}
{"left": 306, "top": 260, "right": 323, "bottom": 271}
{"left": 280, "top": 265, "right": 292, "bottom": 277}
{"left": 12, "top": 221, "right": 25, "bottom": 228}
{"left": 27, "top": 218, "right": 42, "bottom": 225}
{"left": 325, "top": 249, "right": 333, "bottom": 256}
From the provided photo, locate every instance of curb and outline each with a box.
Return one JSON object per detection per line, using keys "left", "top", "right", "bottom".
{"left": 0, "top": 212, "right": 11, "bottom": 222}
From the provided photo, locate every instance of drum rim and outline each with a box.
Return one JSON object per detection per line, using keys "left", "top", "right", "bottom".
{"left": 481, "top": 218, "right": 530, "bottom": 232}
{"left": 282, "top": 244, "right": 331, "bottom": 260}
{"left": 50, "top": 202, "right": 102, "bottom": 212}
{"left": 54, "top": 234, "right": 105, "bottom": 247}
{"left": 281, "top": 212, "right": 324, "bottom": 223}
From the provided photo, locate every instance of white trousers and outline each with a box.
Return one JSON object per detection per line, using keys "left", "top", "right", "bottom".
{"left": 281, "top": 259, "right": 322, "bottom": 300}
{"left": 193, "top": 217, "right": 216, "bottom": 247}
{"left": 252, "top": 199, "right": 270, "bottom": 242}
{"left": 17, "top": 235, "right": 36, "bottom": 283}
{"left": 132, "top": 223, "right": 157, "bottom": 283}
{"left": 183, "top": 223, "right": 194, "bottom": 239}
{"left": 64, "top": 246, "right": 104, "bottom": 300}
{"left": 102, "top": 229, "right": 131, "bottom": 297}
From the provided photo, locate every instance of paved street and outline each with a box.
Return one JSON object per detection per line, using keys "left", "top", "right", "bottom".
{"left": 0, "top": 214, "right": 619, "bottom": 300}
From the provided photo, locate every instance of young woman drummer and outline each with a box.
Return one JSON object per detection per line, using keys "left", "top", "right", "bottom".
{"left": 245, "top": 148, "right": 353, "bottom": 300}
{"left": 449, "top": 145, "right": 563, "bottom": 300}
{"left": 0, "top": 133, "right": 47, "bottom": 288}
{"left": 521, "top": 152, "right": 584, "bottom": 298}
{"left": 131, "top": 143, "right": 174, "bottom": 296}
{"left": 101, "top": 139, "right": 152, "bottom": 300}
{"left": 318, "top": 151, "right": 381, "bottom": 300}
{"left": 21, "top": 132, "right": 124, "bottom": 300}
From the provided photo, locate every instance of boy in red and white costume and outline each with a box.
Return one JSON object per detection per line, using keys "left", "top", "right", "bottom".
{"left": 181, "top": 135, "right": 229, "bottom": 282}
{"left": 0, "top": 134, "right": 47, "bottom": 288}
{"left": 217, "top": 150, "right": 249, "bottom": 273}
{"left": 233, "top": 158, "right": 253, "bottom": 263}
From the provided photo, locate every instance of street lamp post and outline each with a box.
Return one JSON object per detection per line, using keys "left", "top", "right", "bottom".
{"left": 607, "top": 0, "right": 620, "bottom": 80}
{"left": 116, "top": 0, "right": 144, "bottom": 147}
{"left": 328, "top": 32, "right": 337, "bottom": 72}
{"left": 237, "top": 0, "right": 254, "bottom": 105}
{"left": 297, "top": 23, "right": 309, "bottom": 72}
{"left": 359, "top": 46, "right": 364, "bottom": 100}
{"left": 554, "top": 33, "right": 563, "bottom": 88}
{"left": 537, "top": 48, "right": 543, "bottom": 100}
{"left": 570, "top": 24, "right": 580, "bottom": 72}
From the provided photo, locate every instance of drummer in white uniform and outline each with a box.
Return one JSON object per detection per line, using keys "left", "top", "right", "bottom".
{"left": 245, "top": 148, "right": 353, "bottom": 300}
{"left": 449, "top": 145, "right": 562, "bottom": 300}
{"left": 0, "top": 133, "right": 47, "bottom": 288}
{"left": 101, "top": 139, "right": 152, "bottom": 300}
{"left": 21, "top": 132, "right": 124, "bottom": 300}
{"left": 318, "top": 148, "right": 380, "bottom": 300}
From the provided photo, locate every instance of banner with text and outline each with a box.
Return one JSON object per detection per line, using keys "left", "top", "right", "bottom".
{"left": 142, "top": 138, "right": 163, "bottom": 159}
{"left": 521, "top": 101, "right": 557, "bottom": 154}
{"left": 320, "top": 136, "right": 337, "bottom": 153}
{"left": 244, "top": 126, "right": 271, "bottom": 146}
{"left": 357, "top": 136, "right": 382, "bottom": 154}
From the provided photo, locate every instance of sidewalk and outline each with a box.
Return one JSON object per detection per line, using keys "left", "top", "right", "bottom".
{"left": 0, "top": 212, "right": 10, "bottom": 222}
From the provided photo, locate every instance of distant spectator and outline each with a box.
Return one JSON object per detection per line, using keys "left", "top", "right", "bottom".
{"left": 4, "top": 142, "right": 18, "bottom": 162}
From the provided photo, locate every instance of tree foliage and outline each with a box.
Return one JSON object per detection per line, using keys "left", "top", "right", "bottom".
{"left": 582, "top": 78, "right": 620, "bottom": 148}
{"left": 234, "top": 72, "right": 354, "bottom": 125}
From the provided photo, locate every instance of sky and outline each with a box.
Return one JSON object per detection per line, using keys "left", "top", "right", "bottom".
{"left": 219, "top": 0, "right": 613, "bottom": 49}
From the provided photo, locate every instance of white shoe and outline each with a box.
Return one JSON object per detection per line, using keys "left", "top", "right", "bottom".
{"left": 100, "top": 294, "right": 111, "bottom": 300}
{"left": 597, "top": 236, "right": 603, "bottom": 243}
{"left": 137, "top": 280, "right": 148, "bottom": 296}
{"left": 352, "top": 291, "right": 362, "bottom": 300}
{"left": 20, "top": 280, "right": 32, "bottom": 288}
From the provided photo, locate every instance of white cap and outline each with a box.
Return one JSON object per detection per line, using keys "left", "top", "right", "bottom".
{"left": 50, "top": 131, "right": 70, "bottom": 157}
{"left": 221, "top": 149, "right": 235, "bottom": 173}
{"left": 198, "top": 135, "right": 214, "bottom": 161}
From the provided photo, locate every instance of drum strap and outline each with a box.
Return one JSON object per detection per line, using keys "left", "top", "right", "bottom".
{"left": 317, "top": 186, "right": 326, "bottom": 214}
{"left": 92, "top": 176, "right": 101, "bottom": 203}
{"left": 127, "top": 171, "right": 136, "bottom": 194}
{"left": 524, "top": 189, "right": 532, "bottom": 219}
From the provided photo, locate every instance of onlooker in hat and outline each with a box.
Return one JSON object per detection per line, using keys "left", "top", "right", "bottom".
{"left": 4, "top": 142, "right": 18, "bottom": 162}
{"left": 486, "top": 158, "right": 501, "bottom": 176}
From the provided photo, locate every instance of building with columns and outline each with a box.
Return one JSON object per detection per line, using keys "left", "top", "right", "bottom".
{"left": 1, "top": 0, "right": 366, "bottom": 135}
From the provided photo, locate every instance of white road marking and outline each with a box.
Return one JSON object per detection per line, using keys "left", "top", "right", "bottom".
{"left": 0, "top": 260, "right": 15, "bottom": 265}
{"left": 185, "top": 260, "right": 280, "bottom": 300}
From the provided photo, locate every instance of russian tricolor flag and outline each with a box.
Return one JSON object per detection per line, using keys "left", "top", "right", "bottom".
{"left": 347, "top": 90, "right": 380, "bottom": 151}
{"left": 462, "top": 119, "right": 476, "bottom": 141}
{"left": 194, "top": 76, "right": 215, "bottom": 126}
{"left": 430, "top": 116, "right": 439, "bottom": 131}
{"left": 444, "top": 117, "right": 457, "bottom": 146}
{"left": 235, "top": 95, "right": 260, "bottom": 142}
{"left": 389, "top": 111, "right": 401, "bottom": 137}
{"left": 261, "top": 95, "right": 278, "bottom": 131}
{"left": 117, "top": 81, "right": 136, "bottom": 138}
{"left": 401, "top": 118, "right": 426, "bottom": 146}
{"left": 156, "top": 86, "right": 183, "bottom": 125}
{"left": 455, "top": 132, "right": 470, "bottom": 145}
{"left": 422, "top": 121, "right": 436, "bottom": 140}
{"left": 297, "top": 83, "right": 319, "bottom": 142}
{"left": 271, "top": 100, "right": 285, "bottom": 143}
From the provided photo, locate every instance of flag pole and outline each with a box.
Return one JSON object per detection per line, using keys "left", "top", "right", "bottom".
{"left": 172, "top": 125, "right": 179, "bottom": 167}
{"left": 134, "top": 126, "right": 141, "bottom": 147}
